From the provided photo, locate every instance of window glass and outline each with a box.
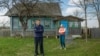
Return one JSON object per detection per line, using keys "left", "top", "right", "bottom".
{"left": 19, "top": 21, "right": 22, "bottom": 28}
{"left": 69, "top": 22, "right": 79, "bottom": 28}
{"left": 44, "top": 20, "right": 51, "bottom": 28}
{"left": 52, "top": 21, "right": 57, "bottom": 28}
{"left": 32, "top": 20, "right": 35, "bottom": 29}
{"left": 69, "top": 22, "right": 73, "bottom": 27}
{"left": 75, "top": 22, "right": 79, "bottom": 28}
{"left": 13, "top": 18, "right": 19, "bottom": 29}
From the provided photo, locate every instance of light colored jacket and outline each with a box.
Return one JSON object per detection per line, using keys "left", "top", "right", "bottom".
{"left": 59, "top": 27, "right": 66, "bottom": 35}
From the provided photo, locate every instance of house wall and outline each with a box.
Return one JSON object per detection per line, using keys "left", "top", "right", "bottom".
{"left": 10, "top": 16, "right": 82, "bottom": 36}
{"left": 58, "top": 20, "right": 82, "bottom": 35}
{"left": 10, "top": 16, "right": 58, "bottom": 36}
{"left": 68, "top": 21, "right": 82, "bottom": 35}
{"left": 11, "top": 16, "right": 57, "bottom": 30}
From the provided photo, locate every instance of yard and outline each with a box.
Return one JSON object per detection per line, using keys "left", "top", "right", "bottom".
{"left": 0, "top": 37, "right": 100, "bottom": 56}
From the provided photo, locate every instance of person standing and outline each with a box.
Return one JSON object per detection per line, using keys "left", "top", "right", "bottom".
{"left": 34, "top": 20, "right": 44, "bottom": 56}
{"left": 58, "top": 24, "right": 66, "bottom": 50}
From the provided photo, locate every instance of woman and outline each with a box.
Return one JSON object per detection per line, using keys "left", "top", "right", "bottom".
{"left": 59, "top": 24, "right": 66, "bottom": 50}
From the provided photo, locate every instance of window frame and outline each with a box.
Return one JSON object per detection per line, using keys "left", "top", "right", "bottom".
{"left": 69, "top": 21, "right": 79, "bottom": 28}
{"left": 13, "top": 17, "right": 19, "bottom": 29}
{"left": 44, "top": 19, "right": 51, "bottom": 29}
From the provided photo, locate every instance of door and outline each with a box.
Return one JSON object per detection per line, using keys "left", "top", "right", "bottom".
{"left": 60, "top": 20, "right": 68, "bottom": 35}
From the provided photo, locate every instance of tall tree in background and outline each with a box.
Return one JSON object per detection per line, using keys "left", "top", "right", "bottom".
{"left": 90, "top": 0, "right": 100, "bottom": 28}
{"left": 72, "top": 0, "right": 89, "bottom": 42}
{"left": 72, "top": 10, "right": 83, "bottom": 17}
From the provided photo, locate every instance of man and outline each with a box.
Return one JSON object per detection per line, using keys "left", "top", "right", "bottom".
{"left": 34, "top": 20, "right": 44, "bottom": 56}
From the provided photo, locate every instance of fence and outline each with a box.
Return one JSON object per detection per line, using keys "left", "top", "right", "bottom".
{"left": 0, "top": 28, "right": 83, "bottom": 37}
{"left": 0, "top": 29, "right": 10, "bottom": 37}
{"left": 90, "top": 28, "right": 100, "bottom": 38}
{"left": 69, "top": 28, "right": 82, "bottom": 35}
{"left": 1, "top": 28, "right": 100, "bottom": 38}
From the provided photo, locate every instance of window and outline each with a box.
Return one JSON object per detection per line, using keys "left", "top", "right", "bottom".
{"left": 19, "top": 21, "right": 22, "bottom": 28}
{"left": 26, "top": 19, "right": 31, "bottom": 29}
{"left": 69, "top": 22, "right": 79, "bottom": 28}
{"left": 75, "top": 22, "right": 79, "bottom": 28}
{"left": 44, "top": 20, "right": 51, "bottom": 28}
{"left": 52, "top": 21, "right": 57, "bottom": 28}
{"left": 13, "top": 18, "right": 19, "bottom": 29}
{"left": 32, "top": 20, "right": 35, "bottom": 29}
{"left": 69, "top": 22, "right": 73, "bottom": 28}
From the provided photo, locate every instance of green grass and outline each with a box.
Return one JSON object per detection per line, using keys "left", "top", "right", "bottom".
{"left": 0, "top": 37, "right": 100, "bottom": 56}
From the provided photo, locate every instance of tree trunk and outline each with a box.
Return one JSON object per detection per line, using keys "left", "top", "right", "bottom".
{"left": 22, "top": 29, "right": 25, "bottom": 37}
{"left": 21, "top": 26, "right": 27, "bottom": 37}
{"left": 84, "top": 7, "right": 88, "bottom": 42}
{"left": 21, "top": 23, "right": 27, "bottom": 37}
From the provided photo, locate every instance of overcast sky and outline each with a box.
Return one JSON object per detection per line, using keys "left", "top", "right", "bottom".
{"left": 0, "top": 0, "right": 99, "bottom": 28}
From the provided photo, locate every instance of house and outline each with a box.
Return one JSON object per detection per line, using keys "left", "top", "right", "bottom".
{"left": 5, "top": 3, "right": 83, "bottom": 37}
{"left": 56, "top": 16, "right": 83, "bottom": 38}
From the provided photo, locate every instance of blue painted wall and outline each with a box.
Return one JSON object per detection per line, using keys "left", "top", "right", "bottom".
{"left": 11, "top": 16, "right": 81, "bottom": 31}
{"left": 11, "top": 16, "right": 57, "bottom": 31}
{"left": 60, "top": 20, "right": 69, "bottom": 35}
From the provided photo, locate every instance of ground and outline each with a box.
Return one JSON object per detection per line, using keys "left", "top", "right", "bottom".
{"left": 0, "top": 37, "right": 100, "bottom": 56}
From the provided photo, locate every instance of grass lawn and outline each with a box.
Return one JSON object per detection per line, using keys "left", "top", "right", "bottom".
{"left": 0, "top": 37, "right": 100, "bottom": 56}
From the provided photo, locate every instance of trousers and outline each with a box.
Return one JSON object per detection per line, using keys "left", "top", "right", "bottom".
{"left": 59, "top": 35, "right": 65, "bottom": 48}
{"left": 34, "top": 37, "right": 44, "bottom": 54}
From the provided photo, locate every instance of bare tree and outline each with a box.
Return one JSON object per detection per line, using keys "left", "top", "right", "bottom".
{"left": 0, "top": 21, "right": 9, "bottom": 28}
{"left": 72, "top": 9, "right": 83, "bottom": 18}
{"left": 0, "top": 0, "right": 39, "bottom": 37}
{"left": 0, "top": 0, "right": 61, "bottom": 37}
{"left": 72, "top": 0, "right": 89, "bottom": 42}
{"left": 90, "top": 0, "right": 100, "bottom": 28}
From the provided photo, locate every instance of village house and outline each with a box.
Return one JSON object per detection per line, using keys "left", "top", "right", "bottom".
{"left": 5, "top": 3, "right": 83, "bottom": 37}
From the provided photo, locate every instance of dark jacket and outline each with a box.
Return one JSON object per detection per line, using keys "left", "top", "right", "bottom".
{"left": 34, "top": 25, "right": 44, "bottom": 37}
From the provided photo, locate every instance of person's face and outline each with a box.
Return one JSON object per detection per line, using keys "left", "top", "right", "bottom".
{"left": 61, "top": 26, "right": 63, "bottom": 28}
{"left": 60, "top": 24, "right": 63, "bottom": 27}
{"left": 36, "top": 20, "right": 40, "bottom": 25}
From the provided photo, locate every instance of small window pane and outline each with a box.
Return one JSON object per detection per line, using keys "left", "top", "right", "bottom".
{"left": 69, "top": 22, "right": 73, "bottom": 27}
{"left": 13, "top": 18, "right": 18, "bottom": 29}
{"left": 32, "top": 21, "right": 35, "bottom": 28}
{"left": 69, "top": 22, "right": 79, "bottom": 28}
{"left": 19, "top": 21, "right": 22, "bottom": 28}
{"left": 75, "top": 22, "right": 79, "bottom": 28}
{"left": 44, "top": 20, "right": 51, "bottom": 28}
{"left": 27, "top": 20, "right": 32, "bottom": 29}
